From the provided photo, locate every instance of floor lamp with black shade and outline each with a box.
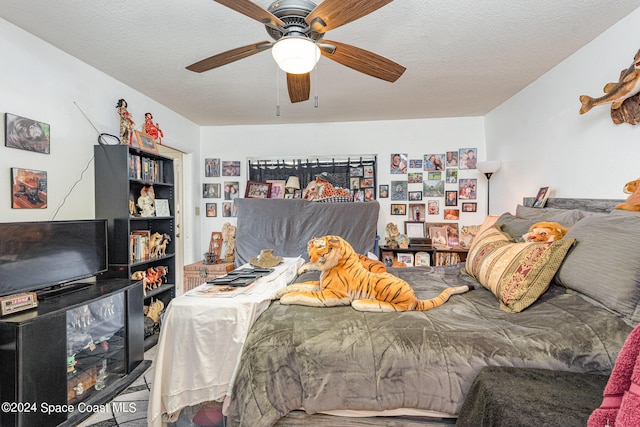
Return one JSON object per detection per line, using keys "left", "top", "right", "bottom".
{"left": 477, "top": 161, "right": 501, "bottom": 216}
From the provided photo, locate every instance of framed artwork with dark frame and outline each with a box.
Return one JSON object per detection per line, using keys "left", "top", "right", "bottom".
{"left": 11, "top": 167, "right": 47, "bottom": 209}
{"left": 462, "top": 202, "right": 477, "bottom": 212}
{"left": 206, "top": 202, "right": 217, "bottom": 217}
{"left": 134, "top": 130, "right": 159, "bottom": 153}
{"left": 245, "top": 181, "right": 271, "bottom": 198}
{"left": 409, "top": 190, "right": 422, "bottom": 201}
{"left": 203, "top": 183, "right": 220, "bottom": 198}
{"left": 391, "top": 204, "right": 406, "bottom": 215}
{"left": 5, "top": 113, "right": 51, "bottom": 154}
{"left": 445, "top": 190, "right": 458, "bottom": 206}
{"left": 404, "top": 221, "right": 426, "bottom": 238}
{"left": 379, "top": 184, "right": 389, "bottom": 198}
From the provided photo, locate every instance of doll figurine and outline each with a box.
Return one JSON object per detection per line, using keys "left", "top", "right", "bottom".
{"left": 116, "top": 98, "right": 135, "bottom": 145}
{"left": 144, "top": 112, "right": 164, "bottom": 145}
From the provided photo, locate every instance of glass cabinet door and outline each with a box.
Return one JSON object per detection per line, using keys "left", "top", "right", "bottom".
{"left": 66, "top": 292, "right": 126, "bottom": 403}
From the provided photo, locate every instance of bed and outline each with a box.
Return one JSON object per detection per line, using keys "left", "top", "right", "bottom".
{"left": 224, "top": 198, "right": 639, "bottom": 426}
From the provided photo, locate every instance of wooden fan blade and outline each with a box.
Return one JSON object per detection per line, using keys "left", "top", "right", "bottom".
{"left": 214, "top": 0, "right": 284, "bottom": 29}
{"left": 305, "top": 0, "right": 392, "bottom": 33}
{"left": 321, "top": 40, "right": 405, "bottom": 82}
{"left": 186, "top": 41, "right": 271, "bottom": 73}
{"left": 287, "top": 73, "right": 311, "bottom": 103}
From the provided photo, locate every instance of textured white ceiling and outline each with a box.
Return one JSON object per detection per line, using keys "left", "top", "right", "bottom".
{"left": 1, "top": 1, "right": 639, "bottom": 126}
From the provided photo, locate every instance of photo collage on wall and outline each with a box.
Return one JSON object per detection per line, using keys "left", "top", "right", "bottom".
{"left": 384, "top": 149, "right": 478, "bottom": 248}
{"left": 203, "top": 158, "right": 240, "bottom": 218}
{"left": 349, "top": 164, "right": 376, "bottom": 202}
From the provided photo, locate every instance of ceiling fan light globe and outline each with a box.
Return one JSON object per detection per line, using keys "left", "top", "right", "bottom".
{"left": 272, "top": 37, "right": 320, "bottom": 74}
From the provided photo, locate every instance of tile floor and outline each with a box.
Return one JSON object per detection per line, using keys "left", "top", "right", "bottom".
{"left": 77, "top": 346, "right": 224, "bottom": 427}
{"left": 77, "top": 346, "right": 157, "bottom": 427}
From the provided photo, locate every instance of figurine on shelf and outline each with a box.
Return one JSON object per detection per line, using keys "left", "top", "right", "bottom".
{"left": 144, "top": 112, "right": 164, "bottom": 145}
{"left": 137, "top": 185, "right": 155, "bottom": 217}
{"left": 116, "top": 98, "right": 135, "bottom": 145}
{"left": 221, "top": 222, "right": 236, "bottom": 262}
{"left": 385, "top": 222, "right": 400, "bottom": 248}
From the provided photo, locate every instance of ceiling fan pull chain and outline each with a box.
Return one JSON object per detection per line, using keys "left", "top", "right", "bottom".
{"left": 276, "top": 65, "right": 281, "bottom": 116}
{"left": 314, "top": 64, "right": 319, "bottom": 108}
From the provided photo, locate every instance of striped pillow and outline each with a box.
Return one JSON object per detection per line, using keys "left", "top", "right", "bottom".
{"left": 464, "top": 226, "right": 575, "bottom": 313}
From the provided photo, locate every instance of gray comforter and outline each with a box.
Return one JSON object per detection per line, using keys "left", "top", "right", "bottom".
{"left": 226, "top": 265, "right": 633, "bottom": 427}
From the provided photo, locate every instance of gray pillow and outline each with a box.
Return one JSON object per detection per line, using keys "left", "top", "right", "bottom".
{"left": 515, "top": 205, "right": 585, "bottom": 225}
{"left": 556, "top": 213, "right": 640, "bottom": 322}
{"left": 495, "top": 213, "right": 540, "bottom": 240}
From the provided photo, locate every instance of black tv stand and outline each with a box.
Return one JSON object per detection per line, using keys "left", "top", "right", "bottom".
{"left": 0, "top": 278, "right": 144, "bottom": 427}
{"left": 36, "top": 281, "right": 93, "bottom": 300}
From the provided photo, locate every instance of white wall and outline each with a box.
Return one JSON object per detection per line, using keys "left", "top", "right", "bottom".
{"left": 198, "top": 117, "right": 486, "bottom": 258}
{"left": 485, "top": 7, "right": 640, "bottom": 214}
{"left": 0, "top": 18, "right": 200, "bottom": 258}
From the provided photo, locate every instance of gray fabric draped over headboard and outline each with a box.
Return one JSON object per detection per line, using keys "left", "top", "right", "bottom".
{"left": 234, "top": 199, "right": 380, "bottom": 267}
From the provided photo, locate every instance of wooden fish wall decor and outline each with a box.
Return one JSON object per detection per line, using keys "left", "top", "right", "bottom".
{"left": 580, "top": 48, "right": 640, "bottom": 125}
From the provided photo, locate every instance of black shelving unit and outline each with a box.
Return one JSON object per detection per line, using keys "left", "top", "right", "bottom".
{"left": 94, "top": 144, "right": 176, "bottom": 350}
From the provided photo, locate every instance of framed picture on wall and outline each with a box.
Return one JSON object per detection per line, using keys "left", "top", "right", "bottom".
{"left": 391, "top": 153, "right": 408, "bottom": 174}
{"left": 206, "top": 203, "right": 217, "bottom": 217}
{"left": 444, "top": 209, "right": 460, "bottom": 220}
{"left": 379, "top": 185, "right": 389, "bottom": 198}
{"left": 11, "top": 167, "right": 47, "bottom": 209}
{"left": 203, "top": 183, "right": 220, "bottom": 198}
{"left": 409, "top": 203, "right": 425, "bottom": 221}
{"left": 391, "top": 204, "right": 406, "bottom": 215}
{"left": 409, "top": 191, "right": 422, "bottom": 201}
{"left": 459, "top": 148, "right": 478, "bottom": 169}
{"left": 445, "top": 190, "right": 458, "bottom": 206}
{"left": 459, "top": 178, "right": 477, "bottom": 200}
{"left": 222, "top": 202, "right": 237, "bottom": 217}
{"left": 222, "top": 161, "right": 241, "bottom": 176}
{"left": 205, "top": 158, "right": 220, "bottom": 177}
{"left": 5, "top": 113, "right": 50, "bottom": 154}
{"left": 408, "top": 172, "right": 423, "bottom": 183}
{"left": 427, "top": 200, "right": 439, "bottom": 215}
{"left": 462, "top": 202, "right": 477, "bottom": 212}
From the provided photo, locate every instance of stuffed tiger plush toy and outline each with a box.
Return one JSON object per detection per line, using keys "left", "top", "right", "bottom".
{"left": 275, "top": 235, "right": 472, "bottom": 312}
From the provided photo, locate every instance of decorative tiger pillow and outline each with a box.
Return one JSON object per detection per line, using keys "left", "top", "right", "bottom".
{"left": 275, "top": 235, "right": 472, "bottom": 312}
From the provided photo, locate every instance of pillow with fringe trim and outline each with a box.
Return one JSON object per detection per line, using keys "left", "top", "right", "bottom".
{"left": 464, "top": 226, "right": 575, "bottom": 313}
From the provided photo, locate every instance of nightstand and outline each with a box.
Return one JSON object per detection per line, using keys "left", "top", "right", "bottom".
{"left": 183, "top": 260, "right": 234, "bottom": 292}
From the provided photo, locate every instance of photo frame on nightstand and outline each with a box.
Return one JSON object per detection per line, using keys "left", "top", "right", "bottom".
{"left": 404, "top": 221, "right": 425, "bottom": 238}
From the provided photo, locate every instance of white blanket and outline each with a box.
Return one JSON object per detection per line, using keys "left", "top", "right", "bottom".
{"left": 148, "top": 257, "right": 303, "bottom": 427}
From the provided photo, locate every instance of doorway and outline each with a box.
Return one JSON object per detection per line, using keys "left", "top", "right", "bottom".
{"left": 157, "top": 144, "right": 186, "bottom": 296}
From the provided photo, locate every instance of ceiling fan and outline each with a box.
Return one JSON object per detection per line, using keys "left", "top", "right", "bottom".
{"left": 186, "top": 0, "right": 406, "bottom": 103}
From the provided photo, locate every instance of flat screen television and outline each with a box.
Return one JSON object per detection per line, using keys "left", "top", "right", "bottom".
{"left": 0, "top": 219, "right": 108, "bottom": 297}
